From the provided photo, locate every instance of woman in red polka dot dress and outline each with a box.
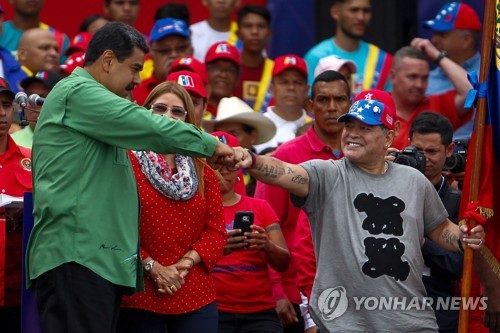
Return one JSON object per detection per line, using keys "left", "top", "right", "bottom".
{"left": 117, "top": 82, "right": 226, "bottom": 333}
{"left": 210, "top": 132, "right": 290, "bottom": 333}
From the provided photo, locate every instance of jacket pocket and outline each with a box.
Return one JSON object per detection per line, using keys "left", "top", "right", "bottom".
{"left": 114, "top": 147, "right": 130, "bottom": 166}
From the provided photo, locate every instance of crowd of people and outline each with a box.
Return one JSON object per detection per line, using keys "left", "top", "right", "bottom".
{"left": 0, "top": 0, "right": 498, "bottom": 332}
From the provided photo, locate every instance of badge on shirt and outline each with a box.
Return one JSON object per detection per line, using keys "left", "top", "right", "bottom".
{"left": 20, "top": 158, "right": 32, "bottom": 171}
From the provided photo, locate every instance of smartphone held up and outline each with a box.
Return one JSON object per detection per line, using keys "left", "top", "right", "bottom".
{"left": 233, "top": 211, "right": 254, "bottom": 235}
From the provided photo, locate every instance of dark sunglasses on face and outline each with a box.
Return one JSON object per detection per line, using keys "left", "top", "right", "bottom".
{"left": 150, "top": 103, "right": 187, "bottom": 118}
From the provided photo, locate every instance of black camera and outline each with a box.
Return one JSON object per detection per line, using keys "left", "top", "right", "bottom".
{"left": 444, "top": 139, "right": 469, "bottom": 173}
{"left": 389, "top": 146, "right": 426, "bottom": 174}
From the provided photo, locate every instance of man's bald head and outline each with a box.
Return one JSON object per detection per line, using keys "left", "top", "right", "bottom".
{"left": 18, "top": 28, "right": 60, "bottom": 73}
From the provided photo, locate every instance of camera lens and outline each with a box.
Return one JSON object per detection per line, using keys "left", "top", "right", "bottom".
{"left": 392, "top": 146, "right": 426, "bottom": 174}
{"left": 444, "top": 153, "right": 466, "bottom": 173}
{"left": 393, "top": 155, "right": 416, "bottom": 167}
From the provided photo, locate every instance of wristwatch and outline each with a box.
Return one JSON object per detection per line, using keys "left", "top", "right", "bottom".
{"left": 434, "top": 51, "right": 448, "bottom": 65}
{"left": 144, "top": 259, "right": 155, "bottom": 272}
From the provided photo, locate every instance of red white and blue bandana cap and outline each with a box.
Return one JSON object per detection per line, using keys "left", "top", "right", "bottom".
{"left": 338, "top": 89, "right": 396, "bottom": 130}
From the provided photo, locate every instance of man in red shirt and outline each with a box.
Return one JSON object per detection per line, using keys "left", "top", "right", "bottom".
{"left": 0, "top": 78, "right": 32, "bottom": 332}
{"left": 205, "top": 42, "right": 241, "bottom": 117}
{"left": 133, "top": 18, "right": 193, "bottom": 106}
{"left": 254, "top": 70, "right": 351, "bottom": 333}
{"left": 233, "top": 4, "right": 273, "bottom": 112}
{"left": 390, "top": 39, "right": 472, "bottom": 149}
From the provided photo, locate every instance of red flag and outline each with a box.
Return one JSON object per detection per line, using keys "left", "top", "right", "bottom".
{"left": 458, "top": 1, "right": 500, "bottom": 331}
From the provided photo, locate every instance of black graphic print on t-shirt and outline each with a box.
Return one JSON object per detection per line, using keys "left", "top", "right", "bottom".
{"left": 354, "top": 193, "right": 410, "bottom": 281}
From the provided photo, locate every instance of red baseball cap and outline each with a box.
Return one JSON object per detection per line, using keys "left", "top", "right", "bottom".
{"left": 205, "top": 42, "right": 240, "bottom": 66}
{"left": 339, "top": 89, "right": 396, "bottom": 130}
{"left": 66, "top": 32, "right": 93, "bottom": 56}
{"left": 423, "top": 2, "right": 481, "bottom": 32}
{"left": 272, "top": 54, "right": 308, "bottom": 79}
{"left": 169, "top": 56, "right": 207, "bottom": 84}
{"left": 167, "top": 70, "right": 207, "bottom": 99}
{"left": 60, "top": 52, "right": 85, "bottom": 75}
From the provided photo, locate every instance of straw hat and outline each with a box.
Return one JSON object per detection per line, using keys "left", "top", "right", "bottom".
{"left": 203, "top": 97, "right": 277, "bottom": 145}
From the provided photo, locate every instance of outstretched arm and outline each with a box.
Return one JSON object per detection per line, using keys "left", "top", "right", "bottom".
{"left": 235, "top": 147, "right": 310, "bottom": 198}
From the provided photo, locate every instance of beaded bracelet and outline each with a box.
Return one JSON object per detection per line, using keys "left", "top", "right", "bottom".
{"left": 245, "top": 149, "right": 257, "bottom": 169}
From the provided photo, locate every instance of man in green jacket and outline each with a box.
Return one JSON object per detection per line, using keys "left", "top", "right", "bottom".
{"left": 26, "top": 22, "right": 233, "bottom": 333}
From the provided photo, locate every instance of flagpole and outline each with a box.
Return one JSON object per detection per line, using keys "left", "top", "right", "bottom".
{"left": 458, "top": 0, "right": 496, "bottom": 331}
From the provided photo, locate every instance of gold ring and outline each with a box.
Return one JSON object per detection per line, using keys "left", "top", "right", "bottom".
{"left": 169, "top": 285, "right": 175, "bottom": 290}
{"left": 479, "top": 239, "right": 483, "bottom": 246}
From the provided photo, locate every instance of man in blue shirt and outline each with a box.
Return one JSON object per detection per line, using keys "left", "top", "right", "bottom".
{"left": 423, "top": 2, "right": 481, "bottom": 140}
{"left": 304, "top": 0, "right": 393, "bottom": 95}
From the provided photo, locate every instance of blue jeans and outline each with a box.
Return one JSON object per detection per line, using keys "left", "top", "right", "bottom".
{"left": 117, "top": 302, "right": 218, "bottom": 333}
{"left": 218, "top": 309, "right": 283, "bottom": 333}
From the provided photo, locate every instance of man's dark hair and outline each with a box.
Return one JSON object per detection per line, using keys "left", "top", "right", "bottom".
{"left": 84, "top": 22, "right": 149, "bottom": 66}
{"left": 79, "top": 14, "right": 109, "bottom": 33}
{"left": 237, "top": 5, "right": 271, "bottom": 26}
{"left": 311, "top": 70, "right": 351, "bottom": 99}
{"left": 155, "top": 3, "right": 190, "bottom": 25}
{"left": 409, "top": 111, "right": 453, "bottom": 146}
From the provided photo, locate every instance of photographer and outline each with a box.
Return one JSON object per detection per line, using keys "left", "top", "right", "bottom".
{"left": 409, "top": 112, "right": 462, "bottom": 332}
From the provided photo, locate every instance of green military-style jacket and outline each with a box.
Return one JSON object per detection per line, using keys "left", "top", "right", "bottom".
{"left": 27, "top": 67, "right": 216, "bottom": 293}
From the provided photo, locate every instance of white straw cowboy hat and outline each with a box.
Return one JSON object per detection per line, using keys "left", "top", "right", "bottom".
{"left": 203, "top": 97, "right": 277, "bottom": 145}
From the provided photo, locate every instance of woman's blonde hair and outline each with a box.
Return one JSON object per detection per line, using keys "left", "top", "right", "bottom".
{"left": 143, "top": 81, "right": 209, "bottom": 196}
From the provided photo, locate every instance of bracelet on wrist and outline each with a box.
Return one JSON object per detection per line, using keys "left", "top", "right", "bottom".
{"left": 245, "top": 149, "right": 257, "bottom": 169}
{"left": 180, "top": 256, "right": 195, "bottom": 269}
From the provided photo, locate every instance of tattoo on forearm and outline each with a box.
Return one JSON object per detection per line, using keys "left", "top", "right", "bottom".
{"left": 255, "top": 162, "right": 291, "bottom": 179}
{"left": 442, "top": 229, "right": 459, "bottom": 249}
{"left": 265, "top": 225, "right": 281, "bottom": 232}
{"left": 291, "top": 175, "right": 308, "bottom": 184}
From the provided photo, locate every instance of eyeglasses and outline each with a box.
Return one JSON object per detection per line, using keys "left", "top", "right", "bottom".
{"left": 151, "top": 43, "right": 191, "bottom": 56}
{"left": 151, "top": 103, "right": 187, "bottom": 118}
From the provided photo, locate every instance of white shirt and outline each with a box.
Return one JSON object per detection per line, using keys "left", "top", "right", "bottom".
{"left": 190, "top": 20, "right": 230, "bottom": 62}
{"left": 254, "top": 106, "right": 308, "bottom": 154}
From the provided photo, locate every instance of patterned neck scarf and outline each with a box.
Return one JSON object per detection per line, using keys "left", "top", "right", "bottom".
{"left": 132, "top": 151, "right": 198, "bottom": 200}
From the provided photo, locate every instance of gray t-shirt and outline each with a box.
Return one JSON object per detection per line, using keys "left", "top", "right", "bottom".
{"left": 292, "top": 158, "right": 447, "bottom": 332}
